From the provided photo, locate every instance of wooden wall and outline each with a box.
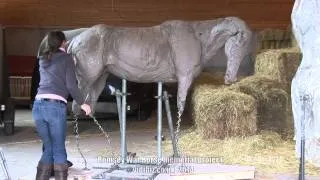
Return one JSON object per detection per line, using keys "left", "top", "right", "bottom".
{"left": 0, "top": 0, "right": 293, "bottom": 30}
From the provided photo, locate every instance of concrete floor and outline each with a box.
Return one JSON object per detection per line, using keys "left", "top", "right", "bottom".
{"left": 0, "top": 108, "right": 181, "bottom": 179}
{"left": 1, "top": 108, "right": 320, "bottom": 180}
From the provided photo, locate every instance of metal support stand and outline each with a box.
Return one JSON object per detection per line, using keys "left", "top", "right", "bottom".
{"left": 92, "top": 80, "right": 179, "bottom": 179}
{"left": 0, "top": 148, "right": 10, "bottom": 180}
{"left": 115, "top": 89, "right": 128, "bottom": 158}
{"left": 156, "top": 82, "right": 163, "bottom": 161}
{"left": 299, "top": 94, "right": 309, "bottom": 180}
{"left": 115, "top": 81, "right": 178, "bottom": 163}
{"left": 121, "top": 79, "right": 127, "bottom": 164}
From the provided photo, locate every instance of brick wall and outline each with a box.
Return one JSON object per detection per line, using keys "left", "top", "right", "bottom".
{"left": 0, "top": 0, "right": 293, "bottom": 30}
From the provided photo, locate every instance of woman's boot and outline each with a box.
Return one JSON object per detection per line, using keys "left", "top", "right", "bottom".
{"left": 54, "top": 163, "right": 68, "bottom": 180}
{"left": 49, "top": 160, "right": 72, "bottom": 177}
{"left": 36, "top": 162, "right": 52, "bottom": 180}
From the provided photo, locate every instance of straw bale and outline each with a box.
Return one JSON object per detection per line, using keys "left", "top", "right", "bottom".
{"left": 254, "top": 49, "right": 301, "bottom": 91}
{"left": 229, "top": 75, "right": 291, "bottom": 135}
{"left": 192, "top": 83, "right": 257, "bottom": 139}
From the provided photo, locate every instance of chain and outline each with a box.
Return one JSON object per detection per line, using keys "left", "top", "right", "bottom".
{"left": 73, "top": 115, "right": 89, "bottom": 170}
{"left": 84, "top": 94, "right": 115, "bottom": 158}
{"left": 73, "top": 113, "right": 116, "bottom": 170}
{"left": 174, "top": 111, "right": 182, "bottom": 157}
{"left": 89, "top": 114, "right": 116, "bottom": 159}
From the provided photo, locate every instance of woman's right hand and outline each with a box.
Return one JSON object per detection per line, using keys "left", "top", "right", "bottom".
{"left": 80, "top": 104, "right": 92, "bottom": 116}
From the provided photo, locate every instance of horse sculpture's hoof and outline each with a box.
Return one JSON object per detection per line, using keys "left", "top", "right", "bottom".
{"left": 224, "top": 78, "right": 238, "bottom": 85}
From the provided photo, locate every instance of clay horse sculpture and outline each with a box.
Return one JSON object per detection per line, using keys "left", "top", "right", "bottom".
{"left": 37, "top": 16, "right": 253, "bottom": 165}
{"left": 38, "top": 17, "right": 252, "bottom": 120}
{"left": 291, "top": 0, "right": 320, "bottom": 170}
{"left": 39, "top": 17, "right": 253, "bottom": 119}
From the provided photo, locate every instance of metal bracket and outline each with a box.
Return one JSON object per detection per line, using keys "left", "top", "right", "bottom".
{"left": 154, "top": 95, "right": 162, "bottom": 99}
{"left": 0, "top": 105, "right": 5, "bottom": 111}
{"left": 112, "top": 90, "right": 131, "bottom": 97}
{"left": 162, "top": 93, "right": 172, "bottom": 101}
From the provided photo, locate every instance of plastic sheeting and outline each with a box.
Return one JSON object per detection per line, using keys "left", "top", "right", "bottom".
{"left": 291, "top": 0, "right": 320, "bottom": 166}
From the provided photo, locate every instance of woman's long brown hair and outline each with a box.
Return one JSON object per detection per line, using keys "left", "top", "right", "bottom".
{"left": 42, "top": 31, "right": 66, "bottom": 60}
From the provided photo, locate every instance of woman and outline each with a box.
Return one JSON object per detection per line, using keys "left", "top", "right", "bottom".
{"left": 32, "top": 31, "right": 91, "bottom": 180}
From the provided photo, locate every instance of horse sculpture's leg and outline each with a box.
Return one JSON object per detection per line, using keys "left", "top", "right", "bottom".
{"left": 169, "top": 28, "right": 201, "bottom": 156}
{"left": 86, "top": 73, "right": 109, "bottom": 114}
{"left": 170, "top": 26, "right": 202, "bottom": 116}
{"left": 72, "top": 72, "right": 108, "bottom": 117}
{"left": 177, "top": 75, "right": 194, "bottom": 116}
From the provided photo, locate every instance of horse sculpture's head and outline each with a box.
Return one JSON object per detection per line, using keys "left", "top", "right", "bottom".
{"left": 222, "top": 18, "right": 254, "bottom": 85}
{"left": 223, "top": 28, "right": 253, "bottom": 85}
{"left": 193, "top": 18, "right": 254, "bottom": 85}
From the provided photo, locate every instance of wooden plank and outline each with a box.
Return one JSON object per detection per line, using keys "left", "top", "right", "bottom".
{"left": 157, "top": 163, "right": 255, "bottom": 180}
{"left": 0, "top": 0, "right": 294, "bottom": 30}
{"left": 165, "top": 171, "right": 254, "bottom": 180}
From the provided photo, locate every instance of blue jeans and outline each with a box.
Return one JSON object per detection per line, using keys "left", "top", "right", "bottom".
{"left": 32, "top": 100, "right": 67, "bottom": 164}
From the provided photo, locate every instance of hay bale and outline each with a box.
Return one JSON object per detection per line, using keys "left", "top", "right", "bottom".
{"left": 253, "top": 49, "right": 301, "bottom": 137}
{"left": 258, "top": 29, "right": 293, "bottom": 50}
{"left": 192, "top": 84, "right": 257, "bottom": 139}
{"left": 229, "top": 75, "right": 291, "bottom": 135}
{"left": 254, "top": 49, "right": 302, "bottom": 91}
{"left": 190, "top": 47, "right": 301, "bottom": 138}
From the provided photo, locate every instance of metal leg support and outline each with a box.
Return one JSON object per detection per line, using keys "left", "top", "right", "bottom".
{"left": 115, "top": 89, "right": 128, "bottom": 159}
{"left": 121, "top": 79, "right": 127, "bottom": 164}
{"left": 157, "top": 82, "right": 163, "bottom": 162}
{"left": 92, "top": 81, "right": 171, "bottom": 179}
{"left": 163, "top": 91, "right": 179, "bottom": 157}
